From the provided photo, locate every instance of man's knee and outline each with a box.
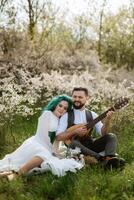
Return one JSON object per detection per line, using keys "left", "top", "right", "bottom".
{"left": 105, "top": 133, "right": 118, "bottom": 143}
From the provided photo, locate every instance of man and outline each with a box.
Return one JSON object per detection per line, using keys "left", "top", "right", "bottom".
{"left": 56, "top": 87, "right": 125, "bottom": 169}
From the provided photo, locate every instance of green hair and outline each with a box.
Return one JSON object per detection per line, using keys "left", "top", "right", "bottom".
{"left": 42, "top": 94, "right": 73, "bottom": 112}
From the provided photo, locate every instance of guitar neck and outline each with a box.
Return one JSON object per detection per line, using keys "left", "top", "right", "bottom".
{"left": 86, "top": 97, "right": 129, "bottom": 129}
{"left": 87, "top": 107, "right": 114, "bottom": 129}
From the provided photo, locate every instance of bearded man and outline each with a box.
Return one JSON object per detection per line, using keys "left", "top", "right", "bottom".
{"left": 56, "top": 87, "right": 125, "bottom": 169}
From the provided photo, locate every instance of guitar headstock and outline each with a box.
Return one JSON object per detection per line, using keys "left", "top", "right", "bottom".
{"left": 114, "top": 97, "right": 129, "bottom": 110}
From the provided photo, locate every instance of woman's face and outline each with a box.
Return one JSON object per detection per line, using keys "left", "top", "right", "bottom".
{"left": 53, "top": 100, "right": 68, "bottom": 117}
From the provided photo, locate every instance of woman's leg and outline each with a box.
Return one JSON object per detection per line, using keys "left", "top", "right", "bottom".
{"left": 18, "top": 156, "right": 43, "bottom": 175}
{"left": 5, "top": 156, "right": 43, "bottom": 181}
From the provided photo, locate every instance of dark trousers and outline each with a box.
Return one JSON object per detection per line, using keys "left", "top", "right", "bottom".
{"left": 69, "top": 133, "right": 117, "bottom": 159}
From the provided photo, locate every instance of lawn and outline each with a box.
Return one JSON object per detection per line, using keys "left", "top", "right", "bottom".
{"left": 0, "top": 106, "right": 134, "bottom": 200}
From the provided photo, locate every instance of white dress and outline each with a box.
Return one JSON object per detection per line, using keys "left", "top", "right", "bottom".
{"left": 0, "top": 111, "right": 83, "bottom": 176}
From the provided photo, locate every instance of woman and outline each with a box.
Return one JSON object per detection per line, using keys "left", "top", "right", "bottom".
{"left": 0, "top": 95, "right": 83, "bottom": 180}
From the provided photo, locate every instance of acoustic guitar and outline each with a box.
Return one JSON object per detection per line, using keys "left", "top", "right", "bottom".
{"left": 65, "top": 97, "right": 129, "bottom": 146}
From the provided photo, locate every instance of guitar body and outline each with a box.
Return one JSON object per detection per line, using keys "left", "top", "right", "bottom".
{"left": 67, "top": 123, "right": 86, "bottom": 133}
{"left": 65, "top": 123, "right": 91, "bottom": 146}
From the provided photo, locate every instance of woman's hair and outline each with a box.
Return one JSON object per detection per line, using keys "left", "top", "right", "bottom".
{"left": 42, "top": 94, "right": 73, "bottom": 112}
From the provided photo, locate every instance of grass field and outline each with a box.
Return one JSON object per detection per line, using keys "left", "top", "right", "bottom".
{"left": 0, "top": 107, "right": 134, "bottom": 200}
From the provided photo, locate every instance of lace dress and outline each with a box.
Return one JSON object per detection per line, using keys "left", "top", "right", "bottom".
{"left": 0, "top": 111, "right": 83, "bottom": 176}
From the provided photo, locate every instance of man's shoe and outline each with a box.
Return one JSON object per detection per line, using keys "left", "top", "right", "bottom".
{"left": 105, "top": 157, "right": 120, "bottom": 169}
{"left": 118, "top": 157, "right": 126, "bottom": 168}
{"left": 100, "top": 156, "right": 126, "bottom": 170}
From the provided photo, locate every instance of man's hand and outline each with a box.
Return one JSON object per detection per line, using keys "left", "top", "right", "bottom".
{"left": 74, "top": 125, "right": 88, "bottom": 137}
{"left": 101, "top": 111, "right": 114, "bottom": 135}
{"left": 106, "top": 111, "right": 114, "bottom": 120}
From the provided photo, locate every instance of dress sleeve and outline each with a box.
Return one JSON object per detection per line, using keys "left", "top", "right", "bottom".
{"left": 36, "top": 111, "right": 51, "bottom": 144}
{"left": 38, "top": 111, "right": 50, "bottom": 131}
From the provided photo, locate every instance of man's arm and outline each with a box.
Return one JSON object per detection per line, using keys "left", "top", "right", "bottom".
{"left": 91, "top": 111, "right": 113, "bottom": 136}
{"left": 56, "top": 130, "right": 76, "bottom": 141}
{"left": 56, "top": 126, "right": 87, "bottom": 141}
{"left": 101, "top": 111, "right": 113, "bottom": 135}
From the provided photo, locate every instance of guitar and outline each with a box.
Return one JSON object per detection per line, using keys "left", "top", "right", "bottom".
{"left": 65, "top": 97, "right": 129, "bottom": 146}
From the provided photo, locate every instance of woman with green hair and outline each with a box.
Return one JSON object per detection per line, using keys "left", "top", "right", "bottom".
{"left": 0, "top": 95, "right": 83, "bottom": 180}
{"left": 43, "top": 94, "right": 73, "bottom": 112}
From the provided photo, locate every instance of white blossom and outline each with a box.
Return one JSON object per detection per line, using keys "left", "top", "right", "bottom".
{"left": 0, "top": 69, "right": 133, "bottom": 125}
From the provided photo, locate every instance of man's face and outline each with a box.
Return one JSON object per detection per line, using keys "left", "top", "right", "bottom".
{"left": 72, "top": 90, "right": 88, "bottom": 109}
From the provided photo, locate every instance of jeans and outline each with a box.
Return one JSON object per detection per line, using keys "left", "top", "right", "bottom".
{"left": 69, "top": 133, "right": 117, "bottom": 159}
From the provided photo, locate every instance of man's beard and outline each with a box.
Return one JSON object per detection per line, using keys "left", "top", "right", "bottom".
{"left": 73, "top": 101, "right": 85, "bottom": 109}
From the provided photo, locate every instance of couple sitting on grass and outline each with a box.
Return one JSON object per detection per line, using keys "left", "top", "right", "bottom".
{"left": 0, "top": 87, "right": 125, "bottom": 181}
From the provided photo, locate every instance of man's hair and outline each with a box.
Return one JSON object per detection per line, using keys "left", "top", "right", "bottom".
{"left": 72, "top": 87, "right": 89, "bottom": 96}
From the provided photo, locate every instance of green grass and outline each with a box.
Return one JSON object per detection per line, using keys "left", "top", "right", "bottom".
{"left": 0, "top": 109, "right": 134, "bottom": 200}
{"left": 0, "top": 164, "right": 133, "bottom": 200}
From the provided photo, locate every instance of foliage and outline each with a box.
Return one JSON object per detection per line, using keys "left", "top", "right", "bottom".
{"left": 101, "top": 8, "right": 134, "bottom": 69}
{"left": 0, "top": 1, "right": 133, "bottom": 69}
{"left": 0, "top": 68, "right": 133, "bottom": 125}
